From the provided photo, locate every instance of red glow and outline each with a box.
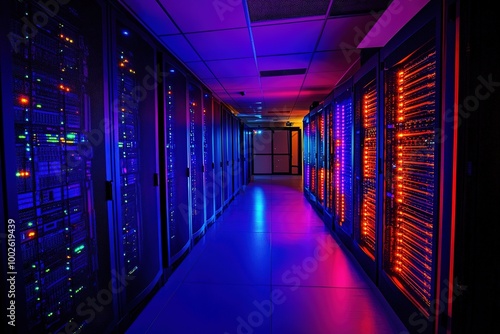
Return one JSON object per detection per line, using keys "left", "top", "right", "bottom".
{"left": 28, "top": 231, "right": 36, "bottom": 238}
{"left": 19, "top": 97, "right": 29, "bottom": 105}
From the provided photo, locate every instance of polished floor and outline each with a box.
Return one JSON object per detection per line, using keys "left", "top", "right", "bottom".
{"left": 126, "top": 175, "right": 408, "bottom": 334}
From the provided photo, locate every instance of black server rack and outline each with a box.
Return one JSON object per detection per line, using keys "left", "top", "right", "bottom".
{"left": 352, "top": 54, "right": 380, "bottom": 279}
{"left": 203, "top": 91, "right": 215, "bottom": 226}
{"left": 302, "top": 115, "right": 311, "bottom": 195}
{"left": 160, "top": 60, "right": 190, "bottom": 266}
{"left": 241, "top": 124, "right": 252, "bottom": 186}
{"left": 333, "top": 79, "right": 354, "bottom": 239}
{"left": 324, "top": 100, "right": 335, "bottom": 223}
{"left": 232, "top": 116, "right": 241, "bottom": 196}
{"left": 213, "top": 100, "right": 223, "bottom": 216}
{"left": 188, "top": 83, "right": 205, "bottom": 240}
{"left": 309, "top": 112, "right": 318, "bottom": 200}
{"left": 222, "top": 107, "right": 232, "bottom": 207}
{"left": 378, "top": 3, "right": 455, "bottom": 331}
{"left": 1, "top": 2, "right": 112, "bottom": 333}
{"left": 111, "top": 15, "right": 162, "bottom": 324}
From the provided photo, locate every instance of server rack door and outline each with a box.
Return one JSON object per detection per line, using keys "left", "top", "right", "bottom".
{"left": 353, "top": 68, "right": 378, "bottom": 262}
{"left": 162, "top": 64, "right": 190, "bottom": 266}
{"left": 318, "top": 110, "right": 326, "bottom": 208}
{"left": 222, "top": 108, "right": 232, "bottom": 206}
{"left": 213, "top": 100, "right": 223, "bottom": 215}
{"left": 111, "top": 17, "right": 162, "bottom": 316}
{"left": 303, "top": 116, "right": 310, "bottom": 194}
{"left": 310, "top": 115, "right": 318, "bottom": 199}
{"left": 381, "top": 18, "right": 441, "bottom": 327}
{"left": 188, "top": 83, "right": 205, "bottom": 239}
{"left": 232, "top": 116, "right": 241, "bottom": 195}
{"left": 325, "top": 104, "right": 335, "bottom": 219}
{"left": 2, "top": 1, "right": 115, "bottom": 333}
{"left": 203, "top": 91, "right": 215, "bottom": 224}
{"left": 333, "top": 82, "right": 354, "bottom": 238}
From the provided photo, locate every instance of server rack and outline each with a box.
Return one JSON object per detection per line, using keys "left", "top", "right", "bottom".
{"left": 302, "top": 115, "right": 311, "bottom": 195}
{"left": 188, "top": 82, "right": 205, "bottom": 240}
{"left": 213, "top": 100, "right": 223, "bottom": 216}
{"left": 159, "top": 59, "right": 190, "bottom": 267}
{"left": 110, "top": 9, "right": 163, "bottom": 327}
{"left": 378, "top": 2, "right": 455, "bottom": 332}
{"left": 222, "top": 107, "right": 232, "bottom": 207}
{"left": 1, "top": 1, "right": 114, "bottom": 333}
{"left": 309, "top": 111, "right": 318, "bottom": 201}
{"left": 332, "top": 78, "right": 354, "bottom": 240}
{"left": 203, "top": 91, "right": 215, "bottom": 226}
{"left": 232, "top": 115, "right": 241, "bottom": 196}
{"left": 351, "top": 54, "right": 380, "bottom": 279}
{"left": 323, "top": 98, "right": 335, "bottom": 225}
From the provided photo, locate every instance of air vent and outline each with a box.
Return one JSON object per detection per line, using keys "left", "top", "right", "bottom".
{"left": 260, "top": 68, "right": 307, "bottom": 77}
{"left": 248, "top": 0, "right": 330, "bottom": 22}
{"left": 266, "top": 110, "right": 291, "bottom": 114}
{"left": 329, "top": 0, "right": 392, "bottom": 17}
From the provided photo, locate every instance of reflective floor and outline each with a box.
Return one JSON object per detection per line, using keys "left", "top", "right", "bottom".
{"left": 126, "top": 175, "right": 408, "bottom": 334}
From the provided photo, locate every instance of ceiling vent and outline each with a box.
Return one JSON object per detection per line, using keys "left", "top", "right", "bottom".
{"left": 260, "top": 68, "right": 307, "bottom": 77}
{"left": 329, "top": 0, "right": 393, "bottom": 17}
{"left": 247, "top": 0, "right": 331, "bottom": 22}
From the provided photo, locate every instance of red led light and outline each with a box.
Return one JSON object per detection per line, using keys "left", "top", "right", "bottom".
{"left": 19, "top": 97, "right": 29, "bottom": 105}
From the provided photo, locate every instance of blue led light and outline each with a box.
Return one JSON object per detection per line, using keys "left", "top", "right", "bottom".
{"left": 122, "top": 30, "right": 129, "bottom": 36}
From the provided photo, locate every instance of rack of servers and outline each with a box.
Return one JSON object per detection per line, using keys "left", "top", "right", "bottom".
{"left": 0, "top": 1, "right": 246, "bottom": 333}
{"left": 301, "top": 1, "right": 473, "bottom": 333}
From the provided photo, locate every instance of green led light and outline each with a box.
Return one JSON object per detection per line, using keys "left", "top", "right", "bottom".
{"left": 48, "top": 312, "right": 53, "bottom": 317}
{"left": 67, "top": 133, "right": 76, "bottom": 140}
{"left": 16, "top": 172, "right": 21, "bottom": 177}
{"left": 74, "top": 244, "right": 85, "bottom": 253}
{"left": 18, "top": 135, "right": 26, "bottom": 139}
{"left": 36, "top": 104, "right": 42, "bottom": 108}
{"left": 45, "top": 268, "right": 50, "bottom": 273}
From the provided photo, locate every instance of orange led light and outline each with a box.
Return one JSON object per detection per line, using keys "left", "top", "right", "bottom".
{"left": 19, "top": 97, "right": 29, "bottom": 105}
{"left": 28, "top": 231, "right": 36, "bottom": 238}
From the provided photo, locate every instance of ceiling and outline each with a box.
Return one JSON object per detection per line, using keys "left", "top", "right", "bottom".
{"left": 117, "top": 0, "right": 396, "bottom": 125}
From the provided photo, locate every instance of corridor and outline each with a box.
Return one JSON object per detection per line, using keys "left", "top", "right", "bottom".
{"left": 126, "top": 176, "right": 408, "bottom": 334}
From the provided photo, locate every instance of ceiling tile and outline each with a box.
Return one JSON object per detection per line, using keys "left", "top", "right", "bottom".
{"left": 206, "top": 58, "right": 259, "bottom": 78}
{"left": 261, "top": 74, "right": 305, "bottom": 90}
{"left": 186, "top": 29, "right": 254, "bottom": 60}
{"left": 121, "top": 0, "right": 179, "bottom": 35}
{"left": 308, "top": 51, "right": 353, "bottom": 73}
{"left": 160, "top": 35, "right": 200, "bottom": 62}
{"left": 252, "top": 20, "right": 324, "bottom": 56}
{"left": 201, "top": 78, "right": 225, "bottom": 93}
{"left": 257, "top": 53, "right": 312, "bottom": 71}
{"left": 218, "top": 76, "right": 261, "bottom": 91}
{"left": 158, "top": 0, "right": 247, "bottom": 33}
{"left": 303, "top": 71, "right": 345, "bottom": 90}
{"left": 185, "top": 61, "right": 215, "bottom": 79}
{"left": 317, "top": 15, "right": 375, "bottom": 53}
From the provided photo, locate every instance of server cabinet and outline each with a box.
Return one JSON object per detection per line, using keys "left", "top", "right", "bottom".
{"left": 213, "top": 100, "right": 223, "bottom": 215}
{"left": 303, "top": 115, "right": 311, "bottom": 195}
{"left": 317, "top": 108, "right": 326, "bottom": 209}
{"left": 241, "top": 124, "right": 252, "bottom": 186}
{"left": 324, "top": 101, "right": 335, "bottom": 223}
{"left": 232, "top": 115, "right": 241, "bottom": 195}
{"left": 351, "top": 54, "right": 380, "bottom": 279}
{"left": 111, "top": 13, "right": 162, "bottom": 323}
{"left": 309, "top": 112, "right": 318, "bottom": 199}
{"left": 333, "top": 79, "right": 354, "bottom": 239}
{"left": 203, "top": 91, "right": 215, "bottom": 225}
{"left": 1, "top": 1, "right": 113, "bottom": 333}
{"left": 222, "top": 107, "right": 232, "bottom": 206}
{"left": 188, "top": 82, "right": 205, "bottom": 240}
{"left": 379, "top": 3, "right": 448, "bottom": 330}
{"left": 159, "top": 60, "right": 190, "bottom": 266}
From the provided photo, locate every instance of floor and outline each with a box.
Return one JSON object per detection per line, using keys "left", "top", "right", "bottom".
{"left": 126, "top": 175, "right": 409, "bottom": 334}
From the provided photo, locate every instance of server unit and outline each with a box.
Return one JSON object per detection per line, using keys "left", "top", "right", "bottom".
{"left": 332, "top": 79, "right": 354, "bottom": 239}
{"left": 213, "top": 100, "right": 223, "bottom": 216}
{"left": 323, "top": 101, "right": 335, "bottom": 224}
{"left": 351, "top": 54, "right": 380, "bottom": 279}
{"left": 159, "top": 60, "right": 190, "bottom": 267}
{"left": 188, "top": 82, "right": 205, "bottom": 240}
{"left": 1, "top": 2, "right": 115, "bottom": 333}
{"left": 302, "top": 115, "right": 311, "bottom": 195}
{"left": 203, "top": 91, "right": 215, "bottom": 226}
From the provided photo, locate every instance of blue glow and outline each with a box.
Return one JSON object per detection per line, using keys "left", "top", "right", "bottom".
{"left": 122, "top": 30, "right": 129, "bottom": 36}
{"left": 254, "top": 188, "right": 265, "bottom": 230}
{"left": 169, "top": 69, "right": 175, "bottom": 73}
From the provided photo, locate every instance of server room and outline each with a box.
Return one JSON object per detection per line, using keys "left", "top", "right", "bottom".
{"left": 1, "top": 0, "right": 498, "bottom": 333}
